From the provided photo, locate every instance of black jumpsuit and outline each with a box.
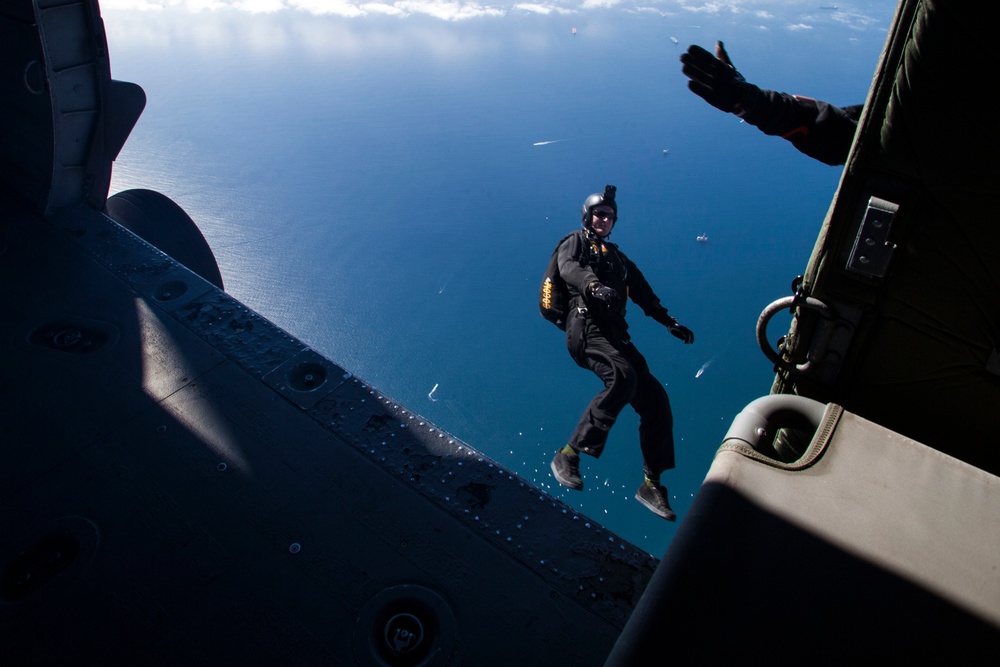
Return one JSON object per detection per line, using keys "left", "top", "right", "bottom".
{"left": 742, "top": 91, "right": 862, "bottom": 166}
{"left": 557, "top": 229, "right": 676, "bottom": 477}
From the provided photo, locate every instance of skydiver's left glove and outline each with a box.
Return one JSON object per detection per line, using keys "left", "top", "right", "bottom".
{"left": 653, "top": 309, "right": 694, "bottom": 344}
{"left": 668, "top": 322, "right": 695, "bottom": 344}
{"left": 680, "top": 41, "right": 764, "bottom": 118}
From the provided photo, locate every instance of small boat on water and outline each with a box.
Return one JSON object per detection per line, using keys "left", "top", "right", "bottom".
{"left": 697, "top": 233, "right": 708, "bottom": 243}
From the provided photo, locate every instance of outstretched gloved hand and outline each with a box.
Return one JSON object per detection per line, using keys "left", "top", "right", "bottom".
{"left": 668, "top": 321, "right": 695, "bottom": 345}
{"left": 680, "top": 41, "right": 760, "bottom": 117}
{"left": 653, "top": 308, "right": 695, "bottom": 344}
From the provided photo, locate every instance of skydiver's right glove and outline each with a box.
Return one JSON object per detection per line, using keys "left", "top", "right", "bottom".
{"left": 680, "top": 41, "right": 764, "bottom": 118}
{"left": 588, "top": 282, "right": 622, "bottom": 315}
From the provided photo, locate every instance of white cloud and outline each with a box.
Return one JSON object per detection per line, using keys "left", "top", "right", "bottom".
{"left": 293, "top": 0, "right": 512, "bottom": 20}
{"left": 288, "top": 0, "right": 366, "bottom": 16}
{"left": 235, "top": 0, "right": 284, "bottom": 11}
{"left": 825, "top": 7, "right": 885, "bottom": 31}
{"left": 678, "top": 1, "right": 734, "bottom": 15}
{"left": 787, "top": 22, "right": 812, "bottom": 30}
{"left": 513, "top": 2, "right": 575, "bottom": 15}
{"left": 361, "top": 2, "right": 408, "bottom": 15}
{"left": 394, "top": 0, "right": 505, "bottom": 20}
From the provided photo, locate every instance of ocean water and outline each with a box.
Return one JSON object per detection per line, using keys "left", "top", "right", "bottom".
{"left": 105, "top": 5, "right": 895, "bottom": 556}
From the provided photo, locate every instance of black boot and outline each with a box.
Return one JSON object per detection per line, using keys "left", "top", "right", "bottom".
{"left": 551, "top": 449, "right": 583, "bottom": 490}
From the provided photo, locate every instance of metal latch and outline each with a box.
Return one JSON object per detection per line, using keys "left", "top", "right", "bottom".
{"left": 847, "top": 196, "right": 898, "bottom": 278}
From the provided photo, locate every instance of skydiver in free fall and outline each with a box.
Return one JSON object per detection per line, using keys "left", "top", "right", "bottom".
{"left": 681, "top": 41, "right": 862, "bottom": 166}
{"left": 549, "top": 186, "right": 694, "bottom": 522}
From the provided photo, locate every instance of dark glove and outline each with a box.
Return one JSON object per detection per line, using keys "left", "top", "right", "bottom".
{"left": 589, "top": 282, "right": 621, "bottom": 313}
{"left": 652, "top": 308, "right": 695, "bottom": 344}
{"left": 680, "top": 41, "right": 761, "bottom": 117}
{"left": 668, "top": 322, "right": 695, "bottom": 345}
